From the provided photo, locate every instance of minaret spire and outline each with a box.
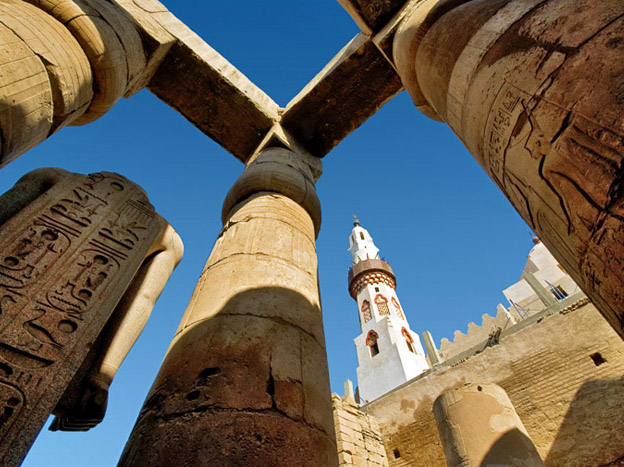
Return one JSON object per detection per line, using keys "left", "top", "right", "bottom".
{"left": 347, "top": 218, "right": 430, "bottom": 402}
{"left": 347, "top": 217, "right": 380, "bottom": 265}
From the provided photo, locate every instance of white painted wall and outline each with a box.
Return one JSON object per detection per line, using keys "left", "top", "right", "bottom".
{"left": 349, "top": 223, "right": 429, "bottom": 402}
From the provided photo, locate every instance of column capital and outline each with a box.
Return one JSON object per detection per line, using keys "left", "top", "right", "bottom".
{"left": 222, "top": 148, "right": 322, "bottom": 236}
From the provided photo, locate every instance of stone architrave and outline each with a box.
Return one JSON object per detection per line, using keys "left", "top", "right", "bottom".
{"left": 393, "top": 0, "right": 624, "bottom": 338}
{"left": 433, "top": 383, "right": 544, "bottom": 466}
{"left": 120, "top": 148, "right": 338, "bottom": 466}
{"left": 0, "top": 168, "right": 182, "bottom": 466}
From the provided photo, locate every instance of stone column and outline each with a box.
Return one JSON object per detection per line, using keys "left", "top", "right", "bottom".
{"left": 120, "top": 148, "right": 338, "bottom": 466}
{"left": 422, "top": 330, "right": 442, "bottom": 365}
{"left": 0, "top": 168, "right": 182, "bottom": 465}
{"left": 393, "top": 0, "right": 624, "bottom": 338}
{"left": 433, "top": 383, "right": 544, "bottom": 466}
{"left": 0, "top": 0, "right": 157, "bottom": 167}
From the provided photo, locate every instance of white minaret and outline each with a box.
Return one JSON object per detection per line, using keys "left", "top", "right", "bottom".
{"left": 348, "top": 216, "right": 429, "bottom": 402}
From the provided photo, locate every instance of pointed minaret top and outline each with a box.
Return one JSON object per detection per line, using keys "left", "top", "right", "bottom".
{"left": 348, "top": 218, "right": 380, "bottom": 265}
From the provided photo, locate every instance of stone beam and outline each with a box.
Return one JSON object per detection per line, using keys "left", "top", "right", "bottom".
{"left": 116, "top": 0, "right": 280, "bottom": 163}
{"left": 337, "top": 0, "right": 409, "bottom": 35}
{"left": 118, "top": 1, "right": 407, "bottom": 161}
{"left": 281, "top": 34, "right": 403, "bottom": 158}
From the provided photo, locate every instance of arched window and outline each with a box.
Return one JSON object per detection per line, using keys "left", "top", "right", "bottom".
{"left": 402, "top": 327, "right": 416, "bottom": 353}
{"left": 361, "top": 300, "right": 372, "bottom": 323}
{"left": 360, "top": 231, "right": 365, "bottom": 240}
{"left": 374, "top": 294, "right": 390, "bottom": 316}
{"left": 391, "top": 297, "right": 405, "bottom": 320}
{"left": 366, "top": 330, "right": 379, "bottom": 357}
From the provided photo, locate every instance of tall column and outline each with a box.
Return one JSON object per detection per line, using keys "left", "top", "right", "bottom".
{"left": 121, "top": 148, "right": 338, "bottom": 466}
{"left": 433, "top": 383, "right": 544, "bottom": 466}
{"left": 393, "top": 0, "right": 624, "bottom": 338}
{"left": 0, "top": 0, "right": 153, "bottom": 167}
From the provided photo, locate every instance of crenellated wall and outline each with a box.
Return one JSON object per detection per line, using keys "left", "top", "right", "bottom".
{"left": 364, "top": 300, "right": 624, "bottom": 466}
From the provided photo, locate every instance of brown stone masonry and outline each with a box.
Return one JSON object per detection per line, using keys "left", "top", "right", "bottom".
{"left": 120, "top": 148, "right": 338, "bottom": 466}
{"left": 0, "top": 168, "right": 181, "bottom": 466}
{"left": 394, "top": 0, "right": 624, "bottom": 338}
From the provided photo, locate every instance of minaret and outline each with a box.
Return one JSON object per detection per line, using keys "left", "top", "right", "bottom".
{"left": 348, "top": 217, "right": 429, "bottom": 402}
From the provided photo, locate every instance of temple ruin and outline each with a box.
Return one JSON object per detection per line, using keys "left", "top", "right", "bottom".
{"left": 0, "top": 0, "right": 623, "bottom": 465}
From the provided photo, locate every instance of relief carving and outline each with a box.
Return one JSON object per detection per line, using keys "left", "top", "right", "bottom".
{"left": 0, "top": 168, "right": 183, "bottom": 466}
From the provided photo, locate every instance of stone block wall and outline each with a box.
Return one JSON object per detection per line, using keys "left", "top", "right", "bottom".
{"left": 365, "top": 301, "right": 624, "bottom": 466}
{"left": 332, "top": 395, "right": 389, "bottom": 467}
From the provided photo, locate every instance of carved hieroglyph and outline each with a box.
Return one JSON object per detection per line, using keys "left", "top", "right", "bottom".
{"left": 121, "top": 148, "right": 338, "bottom": 466}
{"left": 394, "top": 0, "right": 624, "bottom": 337}
{"left": 0, "top": 168, "right": 182, "bottom": 466}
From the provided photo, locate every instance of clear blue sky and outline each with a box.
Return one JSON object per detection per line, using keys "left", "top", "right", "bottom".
{"left": 4, "top": 1, "right": 531, "bottom": 465}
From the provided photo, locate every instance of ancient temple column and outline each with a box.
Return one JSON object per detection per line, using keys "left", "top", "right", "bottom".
{"left": 120, "top": 148, "right": 338, "bottom": 466}
{"left": 0, "top": 168, "right": 182, "bottom": 465}
{"left": 433, "top": 383, "right": 544, "bottom": 466}
{"left": 393, "top": 0, "right": 624, "bottom": 338}
{"left": 0, "top": 0, "right": 149, "bottom": 167}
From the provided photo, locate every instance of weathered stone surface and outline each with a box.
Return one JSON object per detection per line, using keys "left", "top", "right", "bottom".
{"left": 394, "top": 0, "right": 624, "bottom": 338}
{"left": 333, "top": 395, "right": 389, "bottom": 466}
{"left": 122, "top": 149, "right": 337, "bottom": 466}
{"left": 0, "top": 0, "right": 93, "bottom": 167}
{"left": 338, "top": 0, "right": 410, "bottom": 34}
{"left": 366, "top": 301, "right": 624, "bottom": 466}
{"left": 0, "top": 0, "right": 161, "bottom": 167}
{"left": 0, "top": 168, "right": 181, "bottom": 466}
{"left": 282, "top": 34, "right": 403, "bottom": 158}
{"left": 25, "top": 0, "right": 147, "bottom": 125}
{"left": 433, "top": 383, "right": 544, "bottom": 466}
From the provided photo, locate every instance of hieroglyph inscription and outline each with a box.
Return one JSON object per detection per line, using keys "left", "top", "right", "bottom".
{"left": 0, "top": 172, "right": 158, "bottom": 448}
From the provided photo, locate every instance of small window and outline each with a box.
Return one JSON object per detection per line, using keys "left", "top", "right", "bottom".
{"left": 393, "top": 449, "right": 401, "bottom": 459}
{"left": 366, "top": 331, "right": 379, "bottom": 357}
{"left": 375, "top": 294, "right": 390, "bottom": 316}
{"left": 550, "top": 284, "right": 568, "bottom": 300}
{"left": 374, "top": 287, "right": 379, "bottom": 292}
{"left": 402, "top": 328, "right": 416, "bottom": 353}
{"left": 590, "top": 352, "right": 606, "bottom": 366}
{"left": 360, "top": 231, "right": 365, "bottom": 240}
{"left": 361, "top": 300, "right": 372, "bottom": 323}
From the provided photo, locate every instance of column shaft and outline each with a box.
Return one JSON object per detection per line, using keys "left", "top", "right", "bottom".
{"left": 121, "top": 149, "right": 338, "bottom": 466}
{"left": 433, "top": 383, "right": 544, "bottom": 466}
{"left": 0, "top": 0, "right": 149, "bottom": 167}
{"left": 394, "top": 0, "right": 624, "bottom": 337}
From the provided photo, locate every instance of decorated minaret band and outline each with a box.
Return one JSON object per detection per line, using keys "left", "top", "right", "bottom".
{"left": 348, "top": 216, "right": 396, "bottom": 300}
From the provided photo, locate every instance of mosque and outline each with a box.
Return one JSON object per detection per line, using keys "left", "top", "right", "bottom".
{"left": 333, "top": 219, "right": 624, "bottom": 466}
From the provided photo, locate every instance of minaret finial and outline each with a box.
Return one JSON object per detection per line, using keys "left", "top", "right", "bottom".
{"left": 353, "top": 214, "right": 360, "bottom": 226}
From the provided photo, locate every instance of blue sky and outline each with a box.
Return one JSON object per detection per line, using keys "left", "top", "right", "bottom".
{"left": 5, "top": 1, "right": 532, "bottom": 465}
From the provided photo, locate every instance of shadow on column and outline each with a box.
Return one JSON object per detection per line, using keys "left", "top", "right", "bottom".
{"left": 480, "top": 428, "right": 542, "bottom": 467}
{"left": 119, "top": 286, "right": 337, "bottom": 467}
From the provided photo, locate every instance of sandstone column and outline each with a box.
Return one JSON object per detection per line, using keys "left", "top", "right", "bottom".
{"left": 120, "top": 148, "right": 338, "bottom": 466}
{"left": 393, "top": 0, "right": 624, "bottom": 338}
{"left": 433, "top": 383, "right": 544, "bottom": 466}
{"left": 0, "top": 0, "right": 157, "bottom": 167}
{"left": 0, "top": 168, "right": 182, "bottom": 465}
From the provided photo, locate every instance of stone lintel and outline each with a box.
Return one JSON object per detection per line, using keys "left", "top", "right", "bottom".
{"left": 117, "top": 0, "right": 279, "bottom": 162}
{"left": 337, "top": 0, "right": 410, "bottom": 34}
{"left": 118, "top": 0, "right": 406, "bottom": 162}
{"left": 281, "top": 34, "right": 403, "bottom": 158}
